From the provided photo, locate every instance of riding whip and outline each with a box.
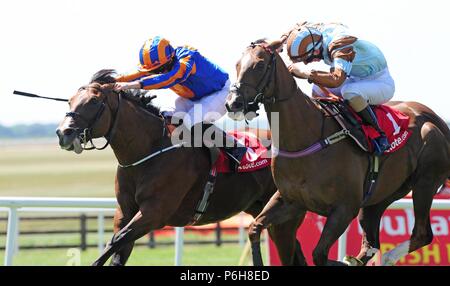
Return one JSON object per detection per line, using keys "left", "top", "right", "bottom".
{"left": 13, "top": 90, "right": 68, "bottom": 102}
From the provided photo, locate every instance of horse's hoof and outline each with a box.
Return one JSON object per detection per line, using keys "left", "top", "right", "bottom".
{"left": 381, "top": 254, "right": 396, "bottom": 266}
{"left": 343, "top": 256, "right": 364, "bottom": 266}
{"left": 326, "top": 260, "right": 348, "bottom": 266}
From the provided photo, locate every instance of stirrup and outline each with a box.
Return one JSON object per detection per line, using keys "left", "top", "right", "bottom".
{"left": 343, "top": 256, "right": 364, "bottom": 266}
{"left": 225, "top": 147, "right": 247, "bottom": 163}
{"left": 372, "top": 135, "right": 389, "bottom": 156}
{"left": 225, "top": 147, "right": 247, "bottom": 171}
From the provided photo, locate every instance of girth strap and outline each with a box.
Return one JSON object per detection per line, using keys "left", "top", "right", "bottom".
{"left": 362, "top": 155, "right": 380, "bottom": 206}
{"left": 189, "top": 166, "right": 218, "bottom": 225}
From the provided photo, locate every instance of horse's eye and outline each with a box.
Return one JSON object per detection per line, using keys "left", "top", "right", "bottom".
{"left": 255, "top": 62, "right": 265, "bottom": 70}
{"left": 90, "top": 97, "right": 99, "bottom": 105}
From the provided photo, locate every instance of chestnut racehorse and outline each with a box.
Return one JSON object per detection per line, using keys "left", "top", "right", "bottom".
{"left": 226, "top": 41, "right": 450, "bottom": 266}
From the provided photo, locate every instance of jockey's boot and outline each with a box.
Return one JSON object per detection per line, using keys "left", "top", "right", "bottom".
{"left": 224, "top": 143, "right": 248, "bottom": 171}
{"left": 192, "top": 123, "right": 247, "bottom": 170}
{"left": 357, "top": 106, "right": 390, "bottom": 155}
{"left": 161, "top": 111, "right": 187, "bottom": 137}
{"left": 161, "top": 112, "right": 176, "bottom": 135}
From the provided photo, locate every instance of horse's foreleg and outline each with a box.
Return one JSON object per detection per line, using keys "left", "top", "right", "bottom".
{"left": 109, "top": 207, "right": 135, "bottom": 266}
{"left": 313, "top": 206, "right": 358, "bottom": 266}
{"left": 109, "top": 242, "right": 135, "bottom": 266}
{"left": 248, "top": 191, "right": 305, "bottom": 266}
{"left": 267, "top": 211, "right": 307, "bottom": 266}
{"left": 347, "top": 198, "right": 397, "bottom": 266}
{"left": 93, "top": 211, "right": 148, "bottom": 266}
{"left": 103, "top": 203, "right": 137, "bottom": 266}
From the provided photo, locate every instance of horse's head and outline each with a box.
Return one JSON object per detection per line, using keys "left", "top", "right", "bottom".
{"left": 225, "top": 39, "right": 284, "bottom": 121}
{"left": 56, "top": 70, "right": 119, "bottom": 154}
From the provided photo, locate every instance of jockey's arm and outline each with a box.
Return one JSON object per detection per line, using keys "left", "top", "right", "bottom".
{"left": 139, "top": 55, "right": 195, "bottom": 90}
{"left": 113, "top": 70, "right": 149, "bottom": 90}
{"left": 308, "top": 67, "right": 347, "bottom": 88}
{"left": 115, "top": 70, "right": 149, "bottom": 83}
{"left": 308, "top": 46, "right": 355, "bottom": 88}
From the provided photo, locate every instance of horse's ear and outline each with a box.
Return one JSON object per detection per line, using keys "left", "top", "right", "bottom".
{"left": 267, "top": 39, "right": 284, "bottom": 53}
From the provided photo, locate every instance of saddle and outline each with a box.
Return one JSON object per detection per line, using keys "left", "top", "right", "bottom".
{"left": 161, "top": 119, "right": 263, "bottom": 171}
{"left": 214, "top": 131, "right": 271, "bottom": 173}
{"left": 313, "top": 93, "right": 412, "bottom": 205}
{"left": 314, "top": 96, "right": 371, "bottom": 152}
{"left": 313, "top": 95, "right": 412, "bottom": 155}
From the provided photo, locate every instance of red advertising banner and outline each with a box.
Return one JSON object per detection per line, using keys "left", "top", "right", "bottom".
{"left": 269, "top": 188, "right": 450, "bottom": 266}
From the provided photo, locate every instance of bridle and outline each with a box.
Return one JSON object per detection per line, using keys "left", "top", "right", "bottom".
{"left": 65, "top": 84, "right": 173, "bottom": 166}
{"left": 228, "top": 43, "right": 291, "bottom": 116}
{"left": 65, "top": 84, "right": 122, "bottom": 151}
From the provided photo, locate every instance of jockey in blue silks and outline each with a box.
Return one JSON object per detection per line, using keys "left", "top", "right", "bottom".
{"left": 114, "top": 36, "right": 246, "bottom": 166}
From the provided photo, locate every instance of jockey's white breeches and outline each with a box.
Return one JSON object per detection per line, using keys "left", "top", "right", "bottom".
{"left": 164, "top": 80, "right": 230, "bottom": 129}
{"left": 313, "top": 68, "right": 395, "bottom": 105}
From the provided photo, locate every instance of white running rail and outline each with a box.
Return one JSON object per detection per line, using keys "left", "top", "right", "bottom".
{"left": 0, "top": 197, "right": 186, "bottom": 266}
{"left": 2, "top": 197, "right": 448, "bottom": 266}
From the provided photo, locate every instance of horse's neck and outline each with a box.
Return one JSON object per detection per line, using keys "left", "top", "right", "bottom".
{"left": 266, "top": 63, "right": 323, "bottom": 151}
{"left": 110, "top": 100, "right": 165, "bottom": 165}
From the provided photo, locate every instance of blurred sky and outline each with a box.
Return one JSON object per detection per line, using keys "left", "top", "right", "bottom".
{"left": 0, "top": 0, "right": 449, "bottom": 126}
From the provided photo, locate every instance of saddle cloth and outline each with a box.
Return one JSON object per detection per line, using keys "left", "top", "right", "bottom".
{"left": 214, "top": 130, "right": 271, "bottom": 173}
{"left": 316, "top": 98, "right": 412, "bottom": 154}
{"left": 360, "top": 105, "right": 412, "bottom": 154}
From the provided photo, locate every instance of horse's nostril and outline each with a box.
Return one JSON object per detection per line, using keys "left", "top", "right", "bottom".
{"left": 63, "top": 128, "right": 74, "bottom": 136}
{"left": 233, "top": 101, "right": 243, "bottom": 109}
{"left": 226, "top": 100, "right": 244, "bottom": 112}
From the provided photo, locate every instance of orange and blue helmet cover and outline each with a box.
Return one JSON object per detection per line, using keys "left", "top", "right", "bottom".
{"left": 138, "top": 36, "right": 175, "bottom": 72}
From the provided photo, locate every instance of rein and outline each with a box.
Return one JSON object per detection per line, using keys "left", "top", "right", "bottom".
{"left": 118, "top": 143, "right": 185, "bottom": 168}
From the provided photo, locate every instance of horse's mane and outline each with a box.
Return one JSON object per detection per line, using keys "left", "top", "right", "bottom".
{"left": 252, "top": 38, "right": 269, "bottom": 45}
{"left": 90, "top": 69, "right": 118, "bottom": 84}
{"left": 90, "top": 69, "right": 161, "bottom": 117}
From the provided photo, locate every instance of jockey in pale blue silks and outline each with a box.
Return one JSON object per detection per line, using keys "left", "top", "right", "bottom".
{"left": 282, "top": 22, "right": 395, "bottom": 155}
{"left": 114, "top": 36, "right": 246, "bottom": 165}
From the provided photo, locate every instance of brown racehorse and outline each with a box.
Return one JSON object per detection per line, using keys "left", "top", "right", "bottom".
{"left": 226, "top": 41, "right": 450, "bottom": 266}
{"left": 56, "top": 70, "right": 305, "bottom": 266}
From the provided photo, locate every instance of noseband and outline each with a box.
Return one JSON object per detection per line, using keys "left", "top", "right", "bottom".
{"left": 65, "top": 85, "right": 122, "bottom": 150}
